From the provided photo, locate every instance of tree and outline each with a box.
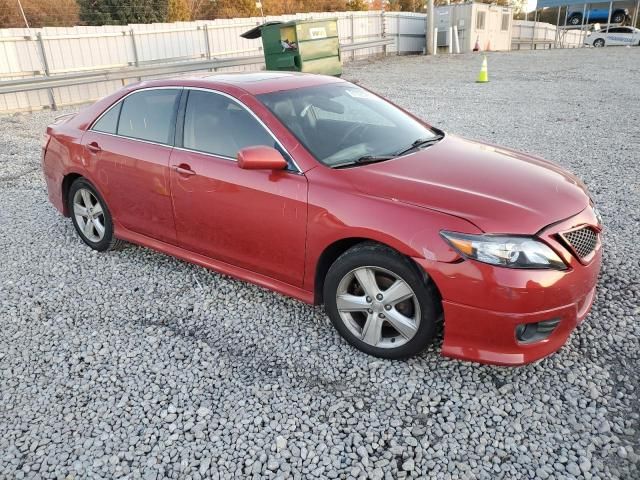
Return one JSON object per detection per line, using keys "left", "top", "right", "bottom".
{"left": 386, "top": 0, "right": 426, "bottom": 12}
{"left": 346, "top": 0, "right": 368, "bottom": 11}
{"left": 196, "top": 0, "right": 259, "bottom": 19}
{"left": 0, "top": 0, "right": 79, "bottom": 27}
{"left": 168, "top": 0, "right": 190, "bottom": 21}
{"left": 77, "top": 0, "right": 169, "bottom": 25}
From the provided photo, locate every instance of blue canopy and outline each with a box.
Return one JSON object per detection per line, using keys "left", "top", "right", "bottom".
{"left": 537, "top": 0, "right": 629, "bottom": 8}
{"left": 536, "top": 0, "right": 588, "bottom": 6}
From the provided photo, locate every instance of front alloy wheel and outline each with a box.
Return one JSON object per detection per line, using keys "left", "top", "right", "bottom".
{"left": 324, "top": 242, "right": 439, "bottom": 359}
{"left": 336, "top": 266, "right": 421, "bottom": 349}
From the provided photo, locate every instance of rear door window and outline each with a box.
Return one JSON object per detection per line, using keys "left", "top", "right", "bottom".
{"left": 117, "top": 89, "right": 181, "bottom": 145}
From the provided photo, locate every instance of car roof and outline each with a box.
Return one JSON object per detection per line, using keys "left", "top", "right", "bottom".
{"left": 136, "top": 71, "right": 346, "bottom": 96}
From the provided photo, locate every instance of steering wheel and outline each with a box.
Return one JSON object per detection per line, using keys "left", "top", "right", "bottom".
{"left": 300, "top": 104, "right": 317, "bottom": 129}
{"left": 335, "top": 123, "right": 369, "bottom": 150}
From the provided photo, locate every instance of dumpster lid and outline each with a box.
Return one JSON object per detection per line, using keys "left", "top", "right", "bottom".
{"left": 240, "top": 21, "right": 283, "bottom": 39}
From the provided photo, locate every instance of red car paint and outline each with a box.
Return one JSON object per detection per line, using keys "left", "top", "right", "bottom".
{"left": 42, "top": 73, "right": 602, "bottom": 365}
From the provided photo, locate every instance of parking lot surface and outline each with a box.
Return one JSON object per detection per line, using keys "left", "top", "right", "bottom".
{"left": 1, "top": 48, "right": 639, "bottom": 479}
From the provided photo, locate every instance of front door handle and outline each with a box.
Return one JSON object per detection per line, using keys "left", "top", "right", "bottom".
{"left": 87, "top": 141, "right": 101, "bottom": 153}
{"left": 173, "top": 164, "right": 196, "bottom": 176}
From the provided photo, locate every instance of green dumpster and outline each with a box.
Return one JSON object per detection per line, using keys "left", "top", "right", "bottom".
{"left": 241, "top": 19, "right": 342, "bottom": 76}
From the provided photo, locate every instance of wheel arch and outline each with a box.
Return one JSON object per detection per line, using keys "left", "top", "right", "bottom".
{"left": 61, "top": 172, "right": 84, "bottom": 216}
{"left": 313, "top": 237, "right": 443, "bottom": 307}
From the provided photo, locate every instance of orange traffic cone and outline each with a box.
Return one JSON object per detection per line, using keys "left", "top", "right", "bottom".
{"left": 473, "top": 36, "right": 480, "bottom": 52}
{"left": 485, "top": 39, "right": 491, "bottom": 51}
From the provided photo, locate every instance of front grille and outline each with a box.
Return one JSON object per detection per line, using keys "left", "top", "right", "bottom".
{"left": 562, "top": 227, "right": 598, "bottom": 259}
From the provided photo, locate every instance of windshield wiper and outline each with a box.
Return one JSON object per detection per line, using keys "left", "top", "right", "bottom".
{"left": 355, "top": 155, "right": 397, "bottom": 164}
{"left": 394, "top": 134, "right": 444, "bottom": 157}
{"left": 331, "top": 133, "right": 444, "bottom": 169}
{"left": 332, "top": 155, "right": 396, "bottom": 169}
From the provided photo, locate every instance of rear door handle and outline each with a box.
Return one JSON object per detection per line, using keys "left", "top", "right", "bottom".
{"left": 173, "top": 164, "right": 196, "bottom": 176}
{"left": 87, "top": 141, "right": 101, "bottom": 153}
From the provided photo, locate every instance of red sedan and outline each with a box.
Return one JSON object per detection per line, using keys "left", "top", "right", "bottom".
{"left": 41, "top": 73, "right": 602, "bottom": 365}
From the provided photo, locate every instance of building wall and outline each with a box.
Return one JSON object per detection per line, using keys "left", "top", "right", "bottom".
{"left": 469, "top": 3, "right": 513, "bottom": 52}
{"left": 434, "top": 3, "right": 513, "bottom": 53}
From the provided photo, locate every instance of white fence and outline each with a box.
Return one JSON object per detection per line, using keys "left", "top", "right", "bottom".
{"left": 512, "top": 20, "right": 586, "bottom": 50}
{"left": 0, "top": 12, "right": 385, "bottom": 112}
{"left": 0, "top": 11, "right": 431, "bottom": 113}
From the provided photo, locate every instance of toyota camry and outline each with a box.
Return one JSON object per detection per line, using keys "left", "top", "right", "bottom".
{"left": 42, "top": 72, "right": 602, "bottom": 365}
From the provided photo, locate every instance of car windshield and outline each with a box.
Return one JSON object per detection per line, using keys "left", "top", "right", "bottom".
{"left": 257, "top": 83, "right": 440, "bottom": 167}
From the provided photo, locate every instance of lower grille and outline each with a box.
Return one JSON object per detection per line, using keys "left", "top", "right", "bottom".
{"left": 562, "top": 227, "right": 598, "bottom": 259}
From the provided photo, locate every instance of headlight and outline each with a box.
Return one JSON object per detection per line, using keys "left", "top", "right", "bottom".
{"left": 441, "top": 231, "right": 566, "bottom": 270}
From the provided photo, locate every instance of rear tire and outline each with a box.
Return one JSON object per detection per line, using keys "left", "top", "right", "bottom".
{"left": 568, "top": 14, "right": 582, "bottom": 26}
{"left": 611, "top": 12, "right": 625, "bottom": 24}
{"left": 593, "top": 38, "right": 605, "bottom": 47}
{"left": 323, "top": 242, "right": 439, "bottom": 359}
{"left": 68, "top": 178, "right": 124, "bottom": 252}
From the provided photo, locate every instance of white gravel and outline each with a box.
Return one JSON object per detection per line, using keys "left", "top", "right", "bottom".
{"left": 1, "top": 48, "right": 639, "bottom": 479}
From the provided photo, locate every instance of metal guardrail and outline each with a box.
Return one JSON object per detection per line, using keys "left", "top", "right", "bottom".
{"left": 0, "top": 38, "right": 394, "bottom": 99}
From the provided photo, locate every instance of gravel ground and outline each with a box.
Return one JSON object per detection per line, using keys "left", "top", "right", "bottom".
{"left": 1, "top": 48, "right": 639, "bottom": 480}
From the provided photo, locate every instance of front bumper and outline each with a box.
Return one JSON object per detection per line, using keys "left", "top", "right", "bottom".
{"left": 418, "top": 207, "right": 602, "bottom": 366}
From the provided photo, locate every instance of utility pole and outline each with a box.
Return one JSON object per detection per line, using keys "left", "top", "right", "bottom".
{"left": 427, "top": 0, "right": 435, "bottom": 55}
{"left": 256, "top": 1, "right": 265, "bottom": 22}
{"left": 17, "top": 0, "right": 31, "bottom": 35}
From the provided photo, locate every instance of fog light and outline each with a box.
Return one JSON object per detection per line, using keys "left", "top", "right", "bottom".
{"left": 515, "top": 318, "right": 561, "bottom": 344}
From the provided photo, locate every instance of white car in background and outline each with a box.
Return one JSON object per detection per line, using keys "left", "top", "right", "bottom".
{"left": 585, "top": 26, "right": 640, "bottom": 47}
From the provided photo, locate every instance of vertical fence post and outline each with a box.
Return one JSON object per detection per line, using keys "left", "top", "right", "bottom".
{"left": 562, "top": 7, "right": 569, "bottom": 47}
{"left": 555, "top": 7, "right": 561, "bottom": 48}
{"left": 36, "top": 32, "right": 56, "bottom": 110}
{"left": 203, "top": 24, "right": 212, "bottom": 60}
{"left": 202, "top": 24, "right": 216, "bottom": 71}
{"left": 381, "top": 10, "right": 388, "bottom": 55}
{"left": 433, "top": 27, "right": 438, "bottom": 55}
{"left": 531, "top": 11, "right": 537, "bottom": 50}
{"left": 453, "top": 25, "right": 460, "bottom": 54}
{"left": 397, "top": 14, "right": 401, "bottom": 55}
{"left": 129, "top": 29, "right": 140, "bottom": 67}
{"left": 605, "top": 0, "right": 614, "bottom": 27}
{"left": 580, "top": 3, "right": 587, "bottom": 47}
{"left": 129, "top": 29, "right": 142, "bottom": 81}
{"left": 350, "top": 14, "right": 355, "bottom": 60}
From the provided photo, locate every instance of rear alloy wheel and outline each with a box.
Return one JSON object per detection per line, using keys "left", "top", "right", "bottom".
{"left": 593, "top": 38, "right": 605, "bottom": 47}
{"left": 324, "top": 243, "right": 439, "bottom": 359}
{"left": 68, "top": 178, "right": 124, "bottom": 251}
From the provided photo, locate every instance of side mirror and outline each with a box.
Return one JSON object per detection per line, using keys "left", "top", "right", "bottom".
{"left": 237, "top": 146, "right": 288, "bottom": 170}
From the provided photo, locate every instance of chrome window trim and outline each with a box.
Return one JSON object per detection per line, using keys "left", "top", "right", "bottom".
{"left": 88, "top": 85, "right": 302, "bottom": 174}
{"left": 89, "top": 130, "right": 174, "bottom": 150}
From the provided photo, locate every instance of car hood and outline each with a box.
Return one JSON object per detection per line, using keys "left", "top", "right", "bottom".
{"left": 340, "top": 134, "right": 590, "bottom": 234}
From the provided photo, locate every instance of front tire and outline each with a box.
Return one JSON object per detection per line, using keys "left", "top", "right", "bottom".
{"left": 68, "top": 178, "right": 124, "bottom": 251}
{"left": 323, "top": 243, "right": 440, "bottom": 359}
{"left": 593, "top": 38, "right": 605, "bottom": 47}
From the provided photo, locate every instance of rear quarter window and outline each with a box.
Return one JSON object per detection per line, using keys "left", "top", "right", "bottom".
{"left": 92, "top": 102, "right": 121, "bottom": 134}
